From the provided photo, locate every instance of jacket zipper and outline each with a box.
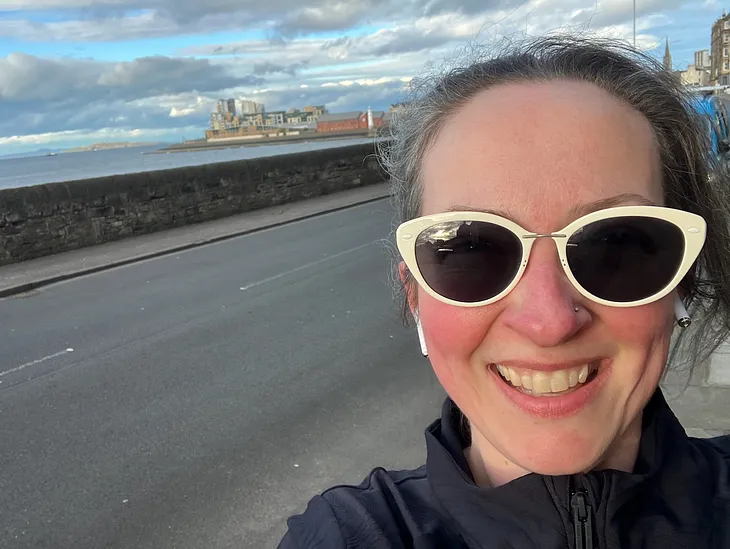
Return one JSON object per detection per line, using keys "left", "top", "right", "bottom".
{"left": 570, "top": 490, "right": 594, "bottom": 549}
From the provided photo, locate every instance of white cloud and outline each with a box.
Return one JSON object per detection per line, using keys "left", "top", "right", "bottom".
{"left": 0, "top": 0, "right": 393, "bottom": 41}
{"left": 0, "top": 0, "right": 127, "bottom": 7}
{"left": 0, "top": 53, "right": 262, "bottom": 103}
{"left": 0, "top": 0, "right": 720, "bottom": 153}
{"left": 1, "top": 0, "right": 679, "bottom": 43}
{"left": 169, "top": 107, "right": 198, "bottom": 117}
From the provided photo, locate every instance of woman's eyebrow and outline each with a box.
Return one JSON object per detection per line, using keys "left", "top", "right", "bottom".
{"left": 446, "top": 193, "right": 657, "bottom": 225}
{"left": 446, "top": 205, "right": 515, "bottom": 220}
{"left": 568, "top": 193, "right": 658, "bottom": 218}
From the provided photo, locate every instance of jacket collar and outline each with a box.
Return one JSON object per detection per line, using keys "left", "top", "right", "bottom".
{"left": 425, "top": 389, "right": 721, "bottom": 548}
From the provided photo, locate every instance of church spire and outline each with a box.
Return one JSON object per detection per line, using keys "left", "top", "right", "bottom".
{"left": 663, "top": 37, "right": 673, "bottom": 71}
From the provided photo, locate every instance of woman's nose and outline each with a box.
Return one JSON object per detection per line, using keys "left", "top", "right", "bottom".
{"left": 499, "top": 241, "right": 589, "bottom": 347}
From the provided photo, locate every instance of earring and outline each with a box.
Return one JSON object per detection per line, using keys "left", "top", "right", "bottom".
{"left": 414, "top": 314, "right": 429, "bottom": 357}
{"left": 674, "top": 295, "right": 691, "bottom": 328}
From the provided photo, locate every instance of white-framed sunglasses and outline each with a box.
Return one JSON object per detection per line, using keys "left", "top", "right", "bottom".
{"left": 396, "top": 206, "right": 706, "bottom": 308}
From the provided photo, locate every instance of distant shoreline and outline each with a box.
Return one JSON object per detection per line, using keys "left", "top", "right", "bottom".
{"left": 150, "top": 130, "right": 381, "bottom": 154}
{"left": 0, "top": 143, "right": 163, "bottom": 160}
{"left": 62, "top": 142, "right": 162, "bottom": 154}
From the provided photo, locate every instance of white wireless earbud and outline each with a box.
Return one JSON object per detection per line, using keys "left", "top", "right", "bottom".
{"left": 674, "top": 295, "right": 691, "bottom": 328}
{"left": 414, "top": 313, "right": 429, "bottom": 357}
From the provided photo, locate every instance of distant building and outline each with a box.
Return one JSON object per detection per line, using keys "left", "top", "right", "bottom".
{"left": 678, "top": 51, "right": 712, "bottom": 87}
{"left": 265, "top": 111, "right": 286, "bottom": 126}
{"left": 680, "top": 65, "right": 711, "bottom": 87}
{"left": 236, "top": 99, "right": 265, "bottom": 115}
{"left": 217, "top": 99, "right": 237, "bottom": 116}
{"left": 208, "top": 102, "right": 327, "bottom": 133}
{"left": 316, "top": 112, "right": 363, "bottom": 132}
{"left": 711, "top": 11, "right": 730, "bottom": 85}
{"left": 285, "top": 112, "right": 303, "bottom": 124}
{"left": 696, "top": 49, "right": 712, "bottom": 69}
{"left": 303, "top": 105, "right": 326, "bottom": 115}
{"left": 210, "top": 112, "right": 224, "bottom": 131}
{"left": 316, "top": 110, "right": 385, "bottom": 133}
{"left": 240, "top": 113, "right": 266, "bottom": 127}
{"left": 205, "top": 126, "right": 264, "bottom": 140}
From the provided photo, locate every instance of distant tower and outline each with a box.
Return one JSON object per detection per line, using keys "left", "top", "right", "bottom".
{"left": 367, "top": 106, "right": 374, "bottom": 130}
{"left": 663, "top": 38, "right": 673, "bottom": 71}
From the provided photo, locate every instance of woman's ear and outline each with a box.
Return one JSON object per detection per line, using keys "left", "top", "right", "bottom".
{"left": 398, "top": 260, "right": 409, "bottom": 284}
{"left": 399, "top": 261, "right": 427, "bottom": 356}
{"left": 399, "top": 261, "right": 418, "bottom": 318}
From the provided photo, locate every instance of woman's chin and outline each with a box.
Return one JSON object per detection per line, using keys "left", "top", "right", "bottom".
{"left": 490, "top": 428, "right": 608, "bottom": 478}
{"left": 518, "top": 454, "right": 598, "bottom": 477}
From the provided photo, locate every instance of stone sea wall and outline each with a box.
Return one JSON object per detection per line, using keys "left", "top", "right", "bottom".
{"left": 0, "top": 142, "right": 386, "bottom": 266}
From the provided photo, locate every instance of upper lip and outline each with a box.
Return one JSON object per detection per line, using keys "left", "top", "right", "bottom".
{"left": 490, "top": 358, "right": 603, "bottom": 373}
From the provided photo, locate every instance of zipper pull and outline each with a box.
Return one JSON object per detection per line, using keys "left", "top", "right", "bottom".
{"left": 570, "top": 491, "right": 594, "bottom": 549}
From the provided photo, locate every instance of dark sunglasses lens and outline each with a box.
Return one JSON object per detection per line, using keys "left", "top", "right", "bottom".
{"left": 567, "top": 216, "right": 685, "bottom": 303}
{"left": 414, "top": 221, "right": 522, "bottom": 303}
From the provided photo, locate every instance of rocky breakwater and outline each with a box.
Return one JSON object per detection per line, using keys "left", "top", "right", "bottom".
{"left": 0, "top": 142, "right": 387, "bottom": 266}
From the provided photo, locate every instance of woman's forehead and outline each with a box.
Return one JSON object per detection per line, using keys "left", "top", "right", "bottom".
{"left": 420, "top": 80, "right": 664, "bottom": 224}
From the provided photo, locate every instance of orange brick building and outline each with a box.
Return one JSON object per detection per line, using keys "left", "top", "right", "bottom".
{"left": 316, "top": 111, "right": 385, "bottom": 133}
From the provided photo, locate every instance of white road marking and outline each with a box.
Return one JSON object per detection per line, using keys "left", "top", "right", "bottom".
{"left": 238, "top": 240, "right": 379, "bottom": 292}
{"left": 0, "top": 348, "right": 75, "bottom": 378}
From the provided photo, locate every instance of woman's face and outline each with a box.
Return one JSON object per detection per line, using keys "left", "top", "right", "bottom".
{"left": 415, "top": 80, "right": 675, "bottom": 480}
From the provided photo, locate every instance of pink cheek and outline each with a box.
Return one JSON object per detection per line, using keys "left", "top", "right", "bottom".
{"left": 598, "top": 302, "right": 672, "bottom": 345}
{"left": 418, "top": 294, "right": 493, "bottom": 356}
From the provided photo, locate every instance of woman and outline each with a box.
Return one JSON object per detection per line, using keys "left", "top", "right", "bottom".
{"left": 279, "top": 35, "right": 730, "bottom": 548}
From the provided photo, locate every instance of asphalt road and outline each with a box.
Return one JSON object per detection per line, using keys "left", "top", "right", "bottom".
{"left": 0, "top": 200, "right": 446, "bottom": 548}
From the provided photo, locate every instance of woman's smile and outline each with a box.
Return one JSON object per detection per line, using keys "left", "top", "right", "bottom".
{"left": 487, "top": 359, "right": 611, "bottom": 420}
{"left": 492, "top": 362, "right": 599, "bottom": 395}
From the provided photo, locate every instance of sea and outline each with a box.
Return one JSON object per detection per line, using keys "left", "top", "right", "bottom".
{"left": 0, "top": 137, "right": 382, "bottom": 191}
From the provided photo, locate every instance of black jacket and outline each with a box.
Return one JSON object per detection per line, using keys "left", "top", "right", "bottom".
{"left": 279, "top": 390, "right": 730, "bottom": 548}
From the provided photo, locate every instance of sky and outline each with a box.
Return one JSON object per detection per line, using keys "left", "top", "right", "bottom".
{"left": 0, "top": 0, "right": 726, "bottom": 154}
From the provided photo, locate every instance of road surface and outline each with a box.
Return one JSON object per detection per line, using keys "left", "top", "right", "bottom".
{"left": 0, "top": 199, "right": 446, "bottom": 548}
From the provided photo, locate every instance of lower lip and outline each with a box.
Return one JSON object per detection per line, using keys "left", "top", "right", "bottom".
{"left": 489, "top": 361, "right": 611, "bottom": 420}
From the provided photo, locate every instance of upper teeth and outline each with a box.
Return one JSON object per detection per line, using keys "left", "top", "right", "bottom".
{"left": 496, "top": 364, "right": 594, "bottom": 394}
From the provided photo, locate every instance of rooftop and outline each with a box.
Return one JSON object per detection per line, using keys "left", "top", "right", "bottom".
{"left": 317, "top": 112, "right": 362, "bottom": 122}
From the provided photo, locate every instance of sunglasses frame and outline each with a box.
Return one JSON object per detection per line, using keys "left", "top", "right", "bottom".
{"left": 396, "top": 205, "right": 707, "bottom": 308}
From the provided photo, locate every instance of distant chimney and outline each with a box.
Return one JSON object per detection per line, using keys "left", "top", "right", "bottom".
{"left": 367, "top": 107, "right": 374, "bottom": 130}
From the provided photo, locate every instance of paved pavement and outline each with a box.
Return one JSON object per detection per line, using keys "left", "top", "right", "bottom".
{"left": 1, "top": 192, "right": 445, "bottom": 548}
{"left": 662, "top": 342, "right": 730, "bottom": 438}
{"left": 0, "top": 185, "right": 728, "bottom": 548}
